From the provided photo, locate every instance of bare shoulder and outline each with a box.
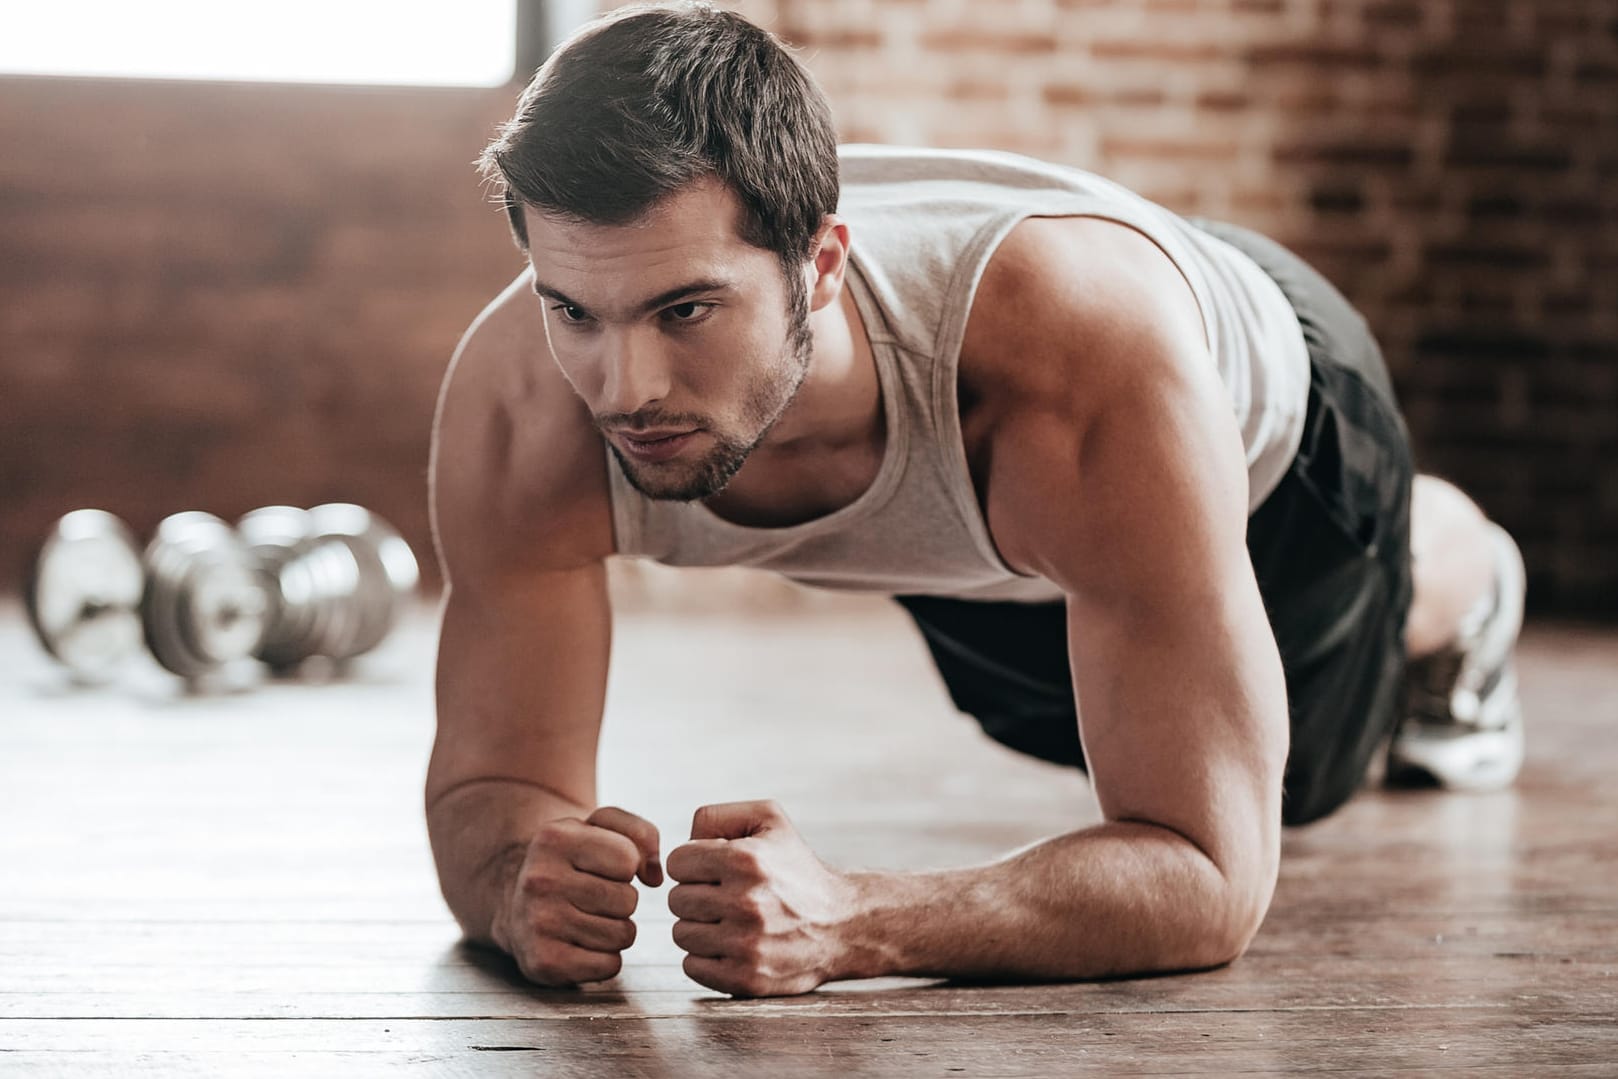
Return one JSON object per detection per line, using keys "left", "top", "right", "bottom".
{"left": 958, "top": 215, "right": 1240, "bottom": 584}
{"left": 429, "top": 269, "right": 614, "bottom": 591}
{"left": 960, "top": 214, "right": 1211, "bottom": 416}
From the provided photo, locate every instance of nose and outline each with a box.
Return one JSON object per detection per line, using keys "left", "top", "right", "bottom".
{"left": 599, "top": 327, "right": 673, "bottom": 418}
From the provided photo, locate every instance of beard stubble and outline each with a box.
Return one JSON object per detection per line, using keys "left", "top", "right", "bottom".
{"left": 606, "top": 269, "right": 815, "bottom": 504}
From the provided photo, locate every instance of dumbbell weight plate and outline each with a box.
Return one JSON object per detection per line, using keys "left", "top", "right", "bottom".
{"left": 25, "top": 510, "right": 146, "bottom": 683}
{"left": 239, "top": 505, "right": 365, "bottom": 668}
{"left": 142, "top": 511, "right": 269, "bottom": 680}
{"left": 306, "top": 503, "right": 419, "bottom": 660}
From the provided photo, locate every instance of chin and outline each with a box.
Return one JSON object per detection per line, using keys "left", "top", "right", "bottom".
{"left": 609, "top": 443, "right": 745, "bottom": 503}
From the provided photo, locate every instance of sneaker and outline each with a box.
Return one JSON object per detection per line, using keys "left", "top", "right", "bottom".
{"left": 1386, "top": 521, "right": 1527, "bottom": 791}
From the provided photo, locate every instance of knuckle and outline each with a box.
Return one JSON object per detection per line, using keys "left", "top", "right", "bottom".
{"left": 517, "top": 866, "right": 559, "bottom": 898}
{"left": 535, "top": 817, "right": 579, "bottom": 846}
{"left": 729, "top": 846, "right": 764, "bottom": 879}
{"left": 616, "top": 883, "right": 640, "bottom": 916}
{"left": 589, "top": 831, "right": 639, "bottom": 876}
{"left": 606, "top": 847, "right": 640, "bottom": 880}
{"left": 733, "top": 893, "right": 765, "bottom": 928}
{"left": 731, "top": 936, "right": 763, "bottom": 965}
{"left": 526, "top": 900, "right": 565, "bottom": 937}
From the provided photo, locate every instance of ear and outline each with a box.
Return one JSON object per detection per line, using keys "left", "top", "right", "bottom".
{"left": 805, "top": 215, "right": 852, "bottom": 314}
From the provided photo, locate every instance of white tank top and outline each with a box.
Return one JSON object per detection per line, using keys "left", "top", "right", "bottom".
{"left": 605, "top": 144, "right": 1310, "bottom": 602}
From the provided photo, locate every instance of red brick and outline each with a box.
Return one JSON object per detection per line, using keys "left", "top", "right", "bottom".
{"left": 781, "top": 26, "right": 884, "bottom": 50}
{"left": 1231, "top": 187, "right": 1289, "bottom": 214}
{"left": 945, "top": 78, "right": 1011, "bottom": 102}
{"left": 1425, "top": 242, "right": 1552, "bottom": 271}
{"left": 1451, "top": 99, "right": 1513, "bottom": 126}
{"left": 919, "top": 29, "right": 1058, "bottom": 53}
{"left": 1273, "top": 138, "right": 1414, "bottom": 168}
{"left": 1278, "top": 236, "right": 1396, "bottom": 264}
{"left": 1089, "top": 40, "right": 1228, "bottom": 62}
{"left": 1539, "top": 197, "right": 1607, "bottom": 225}
{"left": 1444, "top": 140, "right": 1573, "bottom": 173}
{"left": 1246, "top": 43, "right": 1385, "bottom": 69}
{"left": 1197, "top": 89, "right": 1250, "bottom": 111}
{"left": 1410, "top": 45, "right": 1548, "bottom": 80}
{"left": 1541, "top": 292, "right": 1594, "bottom": 318}
{"left": 1109, "top": 86, "right": 1168, "bottom": 107}
{"left": 1363, "top": 0, "right": 1423, "bottom": 29}
{"left": 1466, "top": 192, "right": 1527, "bottom": 220}
{"left": 1310, "top": 183, "right": 1365, "bottom": 215}
{"left": 1574, "top": 59, "right": 1618, "bottom": 86}
{"left": 1269, "top": 83, "right": 1342, "bottom": 112}
{"left": 1041, "top": 84, "right": 1091, "bottom": 107}
{"left": 1531, "top": 6, "right": 1599, "bottom": 35}
{"left": 1099, "top": 137, "right": 1242, "bottom": 161}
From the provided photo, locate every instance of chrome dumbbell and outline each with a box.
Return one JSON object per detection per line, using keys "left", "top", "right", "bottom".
{"left": 140, "top": 510, "right": 272, "bottom": 681}
{"left": 27, "top": 509, "right": 268, "bottom": 684}
{"left": 237, "top": 503, "right": 419, "bottom": 671}
{"left": 26, "top": 504, "right": 419, "bottom": 683}
{"left": 25, "top": 510, "right": 148, "bottom": 684}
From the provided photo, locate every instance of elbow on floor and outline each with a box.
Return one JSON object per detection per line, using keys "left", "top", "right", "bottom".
{"left": 1200, "top": 898, "right": 1270, "bottom": 970}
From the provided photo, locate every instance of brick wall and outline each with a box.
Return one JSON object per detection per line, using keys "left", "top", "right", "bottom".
{"left": 0, "top": 77, "right": 521, "bottom": 595}
{"left": 2, "top": 1, "right": 1614, "bottom": 616}
{"left": 604, "top": 0, "right": 1618, "bottom": 615}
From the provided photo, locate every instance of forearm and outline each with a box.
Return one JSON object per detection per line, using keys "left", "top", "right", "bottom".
{"left": 425, "top": 777, "right": 590, "bottom": 946}
{"left": 836, "top": 820, "right": 1264, "bottom": 982}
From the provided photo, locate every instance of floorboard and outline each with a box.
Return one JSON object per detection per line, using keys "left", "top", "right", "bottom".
{"left": 2, "top": 594, "right": 1615, "bottom": 1073}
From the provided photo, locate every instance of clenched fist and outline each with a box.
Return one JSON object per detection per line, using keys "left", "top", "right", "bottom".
{"left": 491, "top": 805, "right": 663, "bottom": 987}
{"left": 666, "top": 799, "right": 857, "bottom": 998}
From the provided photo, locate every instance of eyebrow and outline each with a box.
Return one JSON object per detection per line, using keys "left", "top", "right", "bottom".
{"left": 530, "top": 277, "right": 735, "bottom": 318}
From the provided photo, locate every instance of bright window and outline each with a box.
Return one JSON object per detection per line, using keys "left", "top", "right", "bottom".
{"left": 0, "top": 1, "right": 520, "bottom": 87}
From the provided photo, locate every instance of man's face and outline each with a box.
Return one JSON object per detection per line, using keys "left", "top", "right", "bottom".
{"left": 524, "top": 177, "right": 814, "bottom": 503}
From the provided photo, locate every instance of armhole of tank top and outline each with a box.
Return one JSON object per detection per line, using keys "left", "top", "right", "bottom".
{"left": 1060, "top": 209, "right": 1216, "bottom": 353}
{"left": 928, "top": 205, "right": 1220, "bottom": 583}
{"left": 928, "top": 210, "right": 1047, "bottom": 580}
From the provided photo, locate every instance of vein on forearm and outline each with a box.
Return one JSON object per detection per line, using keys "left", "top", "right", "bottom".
{"left": 843, "top": 819, "right": 1243, "bottom": 983}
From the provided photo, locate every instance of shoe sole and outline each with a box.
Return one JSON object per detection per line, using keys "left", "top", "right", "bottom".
{"left": 1387, "top": 668, "right": 1524, "bottom": 791}
{"left": 1386, "top": 522, "right": 1528, "bottom": 792}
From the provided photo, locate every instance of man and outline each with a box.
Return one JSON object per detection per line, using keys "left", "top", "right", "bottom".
{"left": 425, "top": 2, "right": 1528, "bottom": 998}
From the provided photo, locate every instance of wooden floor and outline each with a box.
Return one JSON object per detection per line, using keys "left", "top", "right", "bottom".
{"left": 2, "top": 591, "right": 1616, "bottom": 1076}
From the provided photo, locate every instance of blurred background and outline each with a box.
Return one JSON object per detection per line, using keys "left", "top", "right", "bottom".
{"left": 2, "top": 0, "right": 1614, "bottom": 617}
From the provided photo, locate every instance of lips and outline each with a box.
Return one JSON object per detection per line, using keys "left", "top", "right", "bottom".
{"left": 618, "top": 428, "right": 700, "bottom": 463}
{"left": 622, "top": 428, "right": 696, "bottom": 443}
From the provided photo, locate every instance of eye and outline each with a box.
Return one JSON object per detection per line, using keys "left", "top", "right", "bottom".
{"left": 550, "top": 304, "right": 589, "bottom": 324}
{"left": 663, "top": 301, "right": 714, "bottom": 324}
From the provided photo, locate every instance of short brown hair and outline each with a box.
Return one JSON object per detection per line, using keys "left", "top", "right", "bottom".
{"left": 478, "top": 2, "right": 840, "bottom": 278}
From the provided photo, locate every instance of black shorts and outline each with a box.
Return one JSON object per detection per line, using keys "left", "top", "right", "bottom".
{"left": 893, "top": 218, "right": 1415, "bottom": 827}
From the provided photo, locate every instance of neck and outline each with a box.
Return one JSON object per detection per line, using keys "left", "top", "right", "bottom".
{"left": 754, "top": 285, "right": 876, "bottom": 459}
